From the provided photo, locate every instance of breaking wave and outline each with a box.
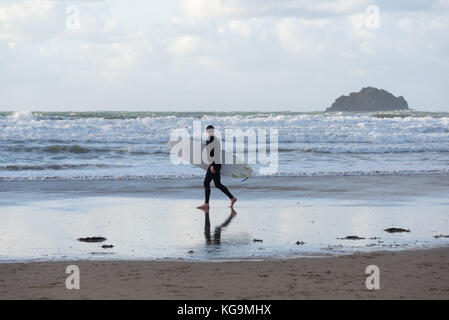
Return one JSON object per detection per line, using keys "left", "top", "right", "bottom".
{"left": 1, "top": 111, "right": 448, "bottom": 181}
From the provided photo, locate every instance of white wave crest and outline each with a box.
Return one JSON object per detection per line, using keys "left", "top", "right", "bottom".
{"left": 9, "top": 111, "right": 35, "bottom": 121}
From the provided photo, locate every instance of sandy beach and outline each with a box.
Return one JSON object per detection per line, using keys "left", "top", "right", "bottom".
{"left": 1, "top": 177, "right": 448, "bottom": 300}
{"left": 1, "top": 247, "right": 448, "bottom": 300}
{"left": 1, "top": 174, "right": 449, "bottom": 300}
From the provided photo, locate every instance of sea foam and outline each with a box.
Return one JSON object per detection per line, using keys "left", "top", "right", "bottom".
{"left": 1, "top": 111, "right": 448, "bottom": 180}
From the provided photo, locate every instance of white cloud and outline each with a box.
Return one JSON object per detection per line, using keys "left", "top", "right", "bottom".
{"left": 276, "top": 17, "right": 330, "bottom": 54}
{"left": 0, "top": 0, "right": 57, "bottom": 42}
{"left": 434, "top": 0, "right": 449, "bottom": 8}
{"left": 179, "top": 0, "right": 241, "bottom": 18}
{"left": 294, "top": 0, "right": 369, "bottom": 14}
{"left": 227, "top": 20, "right": 253, "bottom": 37}
{"left": 0, "top": 0, "right": 54, "bottom": 20}
{"left": 0, "top": 0, "right": 448, "bottom": 110}
{"left": 167, "top": 35, "right": 201, "bottom": 55}
{"left": 218, "top": 19, "right": 265, "bottom": 38}
{"left": 179, "top": 0, "right": 369, "bottom": 18}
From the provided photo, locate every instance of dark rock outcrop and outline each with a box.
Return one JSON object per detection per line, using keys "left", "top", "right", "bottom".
{"left": 77, "top": 237, "right": 107, "bottom": 243}
{"left": 337, "top": 235, "right": 366, "bottom": 240}
{"left": 327, "top": 87, "right": 409, "bottom": 112}
{"left": 384, "top": 228, "right": 410, "bottom": 233}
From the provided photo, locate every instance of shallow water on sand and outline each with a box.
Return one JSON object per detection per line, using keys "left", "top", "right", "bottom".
{"left": 0, "top": 196, "right": 448, "bottom": 262}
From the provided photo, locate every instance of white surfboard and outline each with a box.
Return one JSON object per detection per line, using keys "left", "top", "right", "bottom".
{"left": 168, "top": 138, "right": 253, "bottom": 179}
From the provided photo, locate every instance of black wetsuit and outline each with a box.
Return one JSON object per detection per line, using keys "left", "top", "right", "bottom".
{"left": 204, "top": 136, "right": 234, "bottom": 203}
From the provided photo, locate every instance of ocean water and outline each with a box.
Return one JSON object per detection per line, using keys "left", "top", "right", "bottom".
{"left": 1, "top": 110, "right": 449, "bottom": 181}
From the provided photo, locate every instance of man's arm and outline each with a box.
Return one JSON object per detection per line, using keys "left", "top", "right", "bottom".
{"left": 206, "top": 136, "right": 217, "bottom": 173}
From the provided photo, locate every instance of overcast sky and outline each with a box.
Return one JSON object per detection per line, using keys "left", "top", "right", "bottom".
{"left": 1, "top": 0, "right": 448, "bottom": 111}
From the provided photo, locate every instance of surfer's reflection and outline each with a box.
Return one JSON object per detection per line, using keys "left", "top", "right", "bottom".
{"left": 199, "top": 207, "right": 237, "bottom": 245}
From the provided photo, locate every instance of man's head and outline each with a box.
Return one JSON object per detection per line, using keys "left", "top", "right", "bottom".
{"left": 206, "top": 125, "right": 214, "bottom": 136}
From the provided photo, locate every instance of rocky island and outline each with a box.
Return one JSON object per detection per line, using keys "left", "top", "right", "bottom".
{"left": 326, "top": 87, "right": 409, "bottom": 112}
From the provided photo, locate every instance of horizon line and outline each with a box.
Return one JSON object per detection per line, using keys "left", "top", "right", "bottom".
{"left": 2, "top": 108, "right": 449, "bottom": 113}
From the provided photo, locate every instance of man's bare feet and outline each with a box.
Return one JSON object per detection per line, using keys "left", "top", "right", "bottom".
{"left": 229, "top": 197, "right": 237, "bottom": 207}
{"left": 197, "top": 203, "right": 209, "bottom": 209}
{"left": 197, "top": 207, "right": 210, "bottom": 214}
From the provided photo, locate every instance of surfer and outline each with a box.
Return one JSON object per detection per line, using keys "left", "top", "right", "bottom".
{"left": 197, "top": 125, "right": 237, "bottom": 209}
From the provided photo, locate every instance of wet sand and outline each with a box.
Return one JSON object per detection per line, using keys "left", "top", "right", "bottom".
{"left": 1, "top": 247, "right": 448, "bottom": 299}
{"left": 2, "top": 174, "right": 449, "bottom": 204}
{"left": 1, "top": 174, "right": 449, "bottom": 299}
{"left": 1, "top": 196, "right": 449, "bottom": 261}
